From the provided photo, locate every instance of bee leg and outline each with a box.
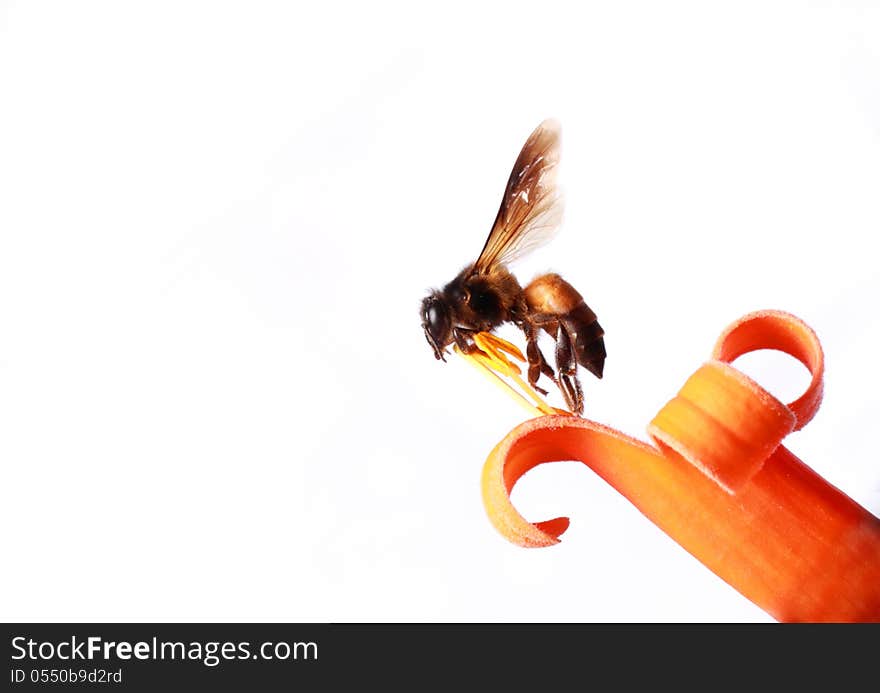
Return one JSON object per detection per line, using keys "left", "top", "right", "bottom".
{"left": 555, "top": 324, "right": 584, "bottom": 415}
{"left": 523, "top": 324, "right": 553, "bottom": 396}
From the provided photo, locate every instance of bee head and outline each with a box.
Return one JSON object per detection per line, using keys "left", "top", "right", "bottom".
{"left": 421, "top": 292, "right": 452, "bottom": 361}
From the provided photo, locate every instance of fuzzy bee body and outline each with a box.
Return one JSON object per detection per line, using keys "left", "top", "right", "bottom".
{"left": 420, "top": 120, "right": 605, "bottom": 414}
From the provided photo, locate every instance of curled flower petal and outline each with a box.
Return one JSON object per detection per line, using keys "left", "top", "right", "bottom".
{"left": 480, "top": 310, "right": 880, "bottom": 622}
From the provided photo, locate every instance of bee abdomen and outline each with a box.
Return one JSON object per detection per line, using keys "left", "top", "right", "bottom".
{"left": 567, "top": 307, "right": 606, "bottom": 379}
{"left": 524, "top": 273, "right": 582, "bottom": 315}
{"left": 525, "top": 273, "right": 606, "bottom": 379}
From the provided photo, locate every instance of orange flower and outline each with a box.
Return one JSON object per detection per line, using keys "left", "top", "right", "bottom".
{"left": 471, "top": 311, "right": 880, "bottom": 622}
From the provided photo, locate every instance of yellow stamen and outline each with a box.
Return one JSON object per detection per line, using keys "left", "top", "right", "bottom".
{"left": 472, "top": 333, "right": 521, "bottom": 376}
{"left": 456, "top": 347, "right": 545, "bottom": 418}
{"left": 474, "top": 331, "right": 526, "bottom": 362}
{"left": 508, "top": 371, "right": 560, "bottom": 416}
{"left": 456, "top": 332, "right": 573, "bottom": 418}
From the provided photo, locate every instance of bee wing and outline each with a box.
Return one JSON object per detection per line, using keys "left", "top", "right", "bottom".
{"left": 472, "top": 119, "right": 564, "bottom": 274}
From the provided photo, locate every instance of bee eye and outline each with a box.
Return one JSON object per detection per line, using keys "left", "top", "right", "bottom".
{"left": 422, "top": 297, "right": 449, "bottom": 334}
{"left": 427, "top": 304, "right": 441, "bottom": 327}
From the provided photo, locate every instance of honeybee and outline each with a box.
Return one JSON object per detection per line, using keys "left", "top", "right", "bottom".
{"left": 420, "top": 119, "right": 605, "bottom": 415}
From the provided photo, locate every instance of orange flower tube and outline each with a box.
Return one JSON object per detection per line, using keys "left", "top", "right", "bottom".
{"left": 480, "top": 311, "right": 880, "bottom": 622}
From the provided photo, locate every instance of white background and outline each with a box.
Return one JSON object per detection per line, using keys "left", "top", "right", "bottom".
{"left": 2, "top": 1, "right": 879, "bottom": 623}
